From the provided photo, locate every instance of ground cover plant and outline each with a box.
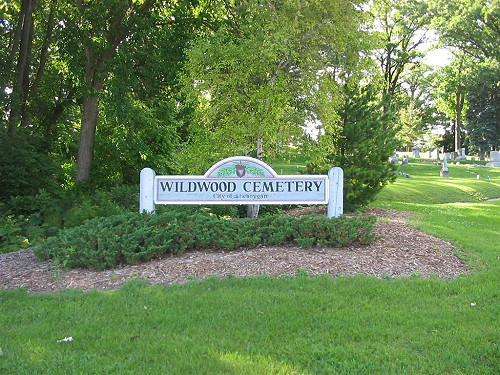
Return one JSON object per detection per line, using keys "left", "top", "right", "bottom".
{"left": 32, "top": 211, "right": 376, "bottom": 270}
{"left": 1, "top": 161, "right": 499, "bottom": 374}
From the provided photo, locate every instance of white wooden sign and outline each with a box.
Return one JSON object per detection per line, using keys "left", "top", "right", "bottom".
{"left": 140, "top": 156, "right": 343, "bottom": 218}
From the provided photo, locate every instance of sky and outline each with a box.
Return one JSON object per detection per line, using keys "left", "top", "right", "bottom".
{"left": 422, "top": 46, "right": 453, "bottom": 67}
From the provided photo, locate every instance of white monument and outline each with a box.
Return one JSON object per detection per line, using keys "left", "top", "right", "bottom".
{"left": 458, "top": 147, "right": 467, "bottom": 160}
{"left": 486, "top": 151, "right": 500, "bottom": 167}
{"left": 413, "top": 146, "right": 420, "bottom": 158}
{"left": 440, "top": 154, "right": 449, "bottom": 177}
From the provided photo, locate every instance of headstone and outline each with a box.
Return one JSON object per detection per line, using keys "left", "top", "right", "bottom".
{"left": 486, "top": 151, "right": 500, "bottom": 167}
{"left": 440, "top": 154, "right": 449, "bottom": 177}
{"left": 490, "top": 151, "right": 500, "bottom": 162}
{"left": 432, "top": 148, "right": 440, "bottom": 160}
{"left": 413, "top": 146, "right": 420, "bottom": 158}
{"left": 445, "top": 152, "right": 451, "bottom": 160}
{"left": 458, "top": 147, "right": 467, "bottom": 160}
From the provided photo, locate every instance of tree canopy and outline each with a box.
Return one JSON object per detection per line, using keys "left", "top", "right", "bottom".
{"left": 1, "top": 0, "right": 498, "bottom": 208}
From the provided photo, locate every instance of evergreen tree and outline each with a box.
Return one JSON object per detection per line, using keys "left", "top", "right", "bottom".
{"left": 466, "top": 63, "right": 500, "bottom": 152}
{"left": 308, "top": 84, "right": 398, "bottom": 211}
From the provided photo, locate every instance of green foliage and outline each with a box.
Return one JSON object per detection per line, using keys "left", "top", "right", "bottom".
{"left": 0, "top": 130, "right": 63, "bottom": 201}
{"left": 61, "top": 188, "right": 137, "bottom": 228}
{"left": 396, "top": 101, "right": 426, "bottom": 150}
{"left": 430, "top": 0, "right": 500, "bottom": 63}
{"left": 180, "top": 0, "right": 364, "bottom": 172}
{"left": 33, "top": 211, "right": 376, "bottom": 270}
{"left": 308, "top": 84, "right": 398, "bottom": 211}
{"left": 370, "top": 0, "right": 432, "bottom": 114}
{"left": 466, "top": 61, "right": 500, "bottom": 151}
{"left": 0, "top": 216, "right": 30, "bottom": 254}
{"left": 0, "top": 185, "right": 140, "bottom": 253}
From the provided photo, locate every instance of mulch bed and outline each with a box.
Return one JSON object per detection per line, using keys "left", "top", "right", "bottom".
{"left": 0, "top": 208, "right": 468, "bottom": 294}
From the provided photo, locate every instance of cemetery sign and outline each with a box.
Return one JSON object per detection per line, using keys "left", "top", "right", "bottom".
{"left": 140, "top": 156, "right": 343, "bottom": 218}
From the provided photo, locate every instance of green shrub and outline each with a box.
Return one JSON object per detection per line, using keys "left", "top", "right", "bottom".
{"left": 0, "top": 185, "right": 141, "bottom": 253}
{"left": 0, "top": 216, "right": 30, "bottom": 253}
{"left": 0, "top": 130, "right": 62, "bottom": 202}
{"left": 33, "top": 211, "right": 376, "bottom": 270}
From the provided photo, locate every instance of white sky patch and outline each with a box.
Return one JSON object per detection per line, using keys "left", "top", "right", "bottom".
{"left": 423, "top": 47, "right": 452, "bottom": 67}
{"left": 417, "top": 29, "right": 453, "bottom": 67}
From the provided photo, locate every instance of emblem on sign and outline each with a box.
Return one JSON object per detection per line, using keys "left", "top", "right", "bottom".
{"left": 235, "top": 163, "right": 246, "bottom": 177}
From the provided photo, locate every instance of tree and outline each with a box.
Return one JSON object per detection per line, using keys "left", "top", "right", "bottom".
{"left": 1, "top": 0, "right": 60, "bottom": 132}
{"left": 429, "top": 0, "right": 500, "bottom": 154}
{"left": 1, "top": 0, "right": 218, "bottom": 196}
{"left": 370, "top": 0, "right": 432, "bottom": 114}
{"left": 432, "top": 53, "right": 473, "bottom": 153}
{"left": 397, "top": 100, "right": 424, "bottom": 150}
{"left": 0, "top": 0, "right": 76, "bottom": 198}
{"left": 430, "top": 0, "right": 500, "bottom": 63}
{"left": 395, "top": 64, "right": 437, "bottom": 150}
{"left": 180, "top": 0, "right": 364, "bottom": 173}
{"left": 54, "top": 0, "right": 160, "bottom": 183}
{"left": 466, "top": 61, "right": 500, "bottom": 152}
{"left": 308, "top": 83, "right": 398, "bottom": 211}
{"left": 88, "top": 0, "right": 212, "bottom": 185}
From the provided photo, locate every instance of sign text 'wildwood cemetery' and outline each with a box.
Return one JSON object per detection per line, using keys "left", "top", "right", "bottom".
{"left": 140, "top": 156, "right": 343, "bottom": 218}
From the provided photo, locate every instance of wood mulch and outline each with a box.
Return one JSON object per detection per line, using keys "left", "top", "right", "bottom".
{"left": 0, "top": 208, "right": 468, "bottom": 294}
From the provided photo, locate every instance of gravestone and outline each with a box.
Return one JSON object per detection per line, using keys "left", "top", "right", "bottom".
{"left": 431, "top": 148, "right": 440, "bottom": 160}
{"left": 440, "top": 154, "right": 449, "bottom": 177}
{"left": 413, "top": 146, "right": 420, "bottom": 158}
{"left": 458, "top": 147, "right": 467, "bottom": 160}
{"left": 486, "top": 151, "right": 500, "bottom": 167}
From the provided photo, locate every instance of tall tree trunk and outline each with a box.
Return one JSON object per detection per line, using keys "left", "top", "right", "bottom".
{"left": 9, "top": 0, "right": 35, "bottom": 134}
{"left": 246, "top": 137, "right": 263, "bottom": 219}
{"left": 31, "top": 0, "right": 56, "bottom": 97}
{"left": 76, "top": 46, "right": 103, "bottom": 183}
{"left": 455, "top": 91, "right": 465, "bottom": 154}
{"left": 76, "top": 94, "right": 99, "bottom": 182}
{"left": 454, "top": 55, "right": 465, "bottom": 154}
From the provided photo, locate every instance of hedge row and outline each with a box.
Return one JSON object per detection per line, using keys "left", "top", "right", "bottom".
{"left": 33, "top": 211, "right": 376, "bottom": 270}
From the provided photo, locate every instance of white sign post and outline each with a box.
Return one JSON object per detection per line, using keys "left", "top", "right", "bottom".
{"left": 139, "top": 167, "right": 156, "bottom": 214}
{"left": 327, "top": 167, "right": 344, "bottom": 219}
{"left": 140, "top": 156, "right": 343, "bottom": 218}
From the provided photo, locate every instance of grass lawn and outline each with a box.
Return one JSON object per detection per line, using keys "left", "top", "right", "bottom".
{"left": 1, "top": 162, "right": 499, "bottom": 374}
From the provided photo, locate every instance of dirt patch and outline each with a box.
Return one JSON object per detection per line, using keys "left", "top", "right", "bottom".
{"left": 0, "top": 208, "right": 468, "bottom": 294}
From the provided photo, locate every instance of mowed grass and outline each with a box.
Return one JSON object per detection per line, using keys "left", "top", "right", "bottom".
{"left": 1, "top": 161, "right": 500, "bottom": 374}
{"left": 376, "top": 161, "right": 500, "bottom": 203}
